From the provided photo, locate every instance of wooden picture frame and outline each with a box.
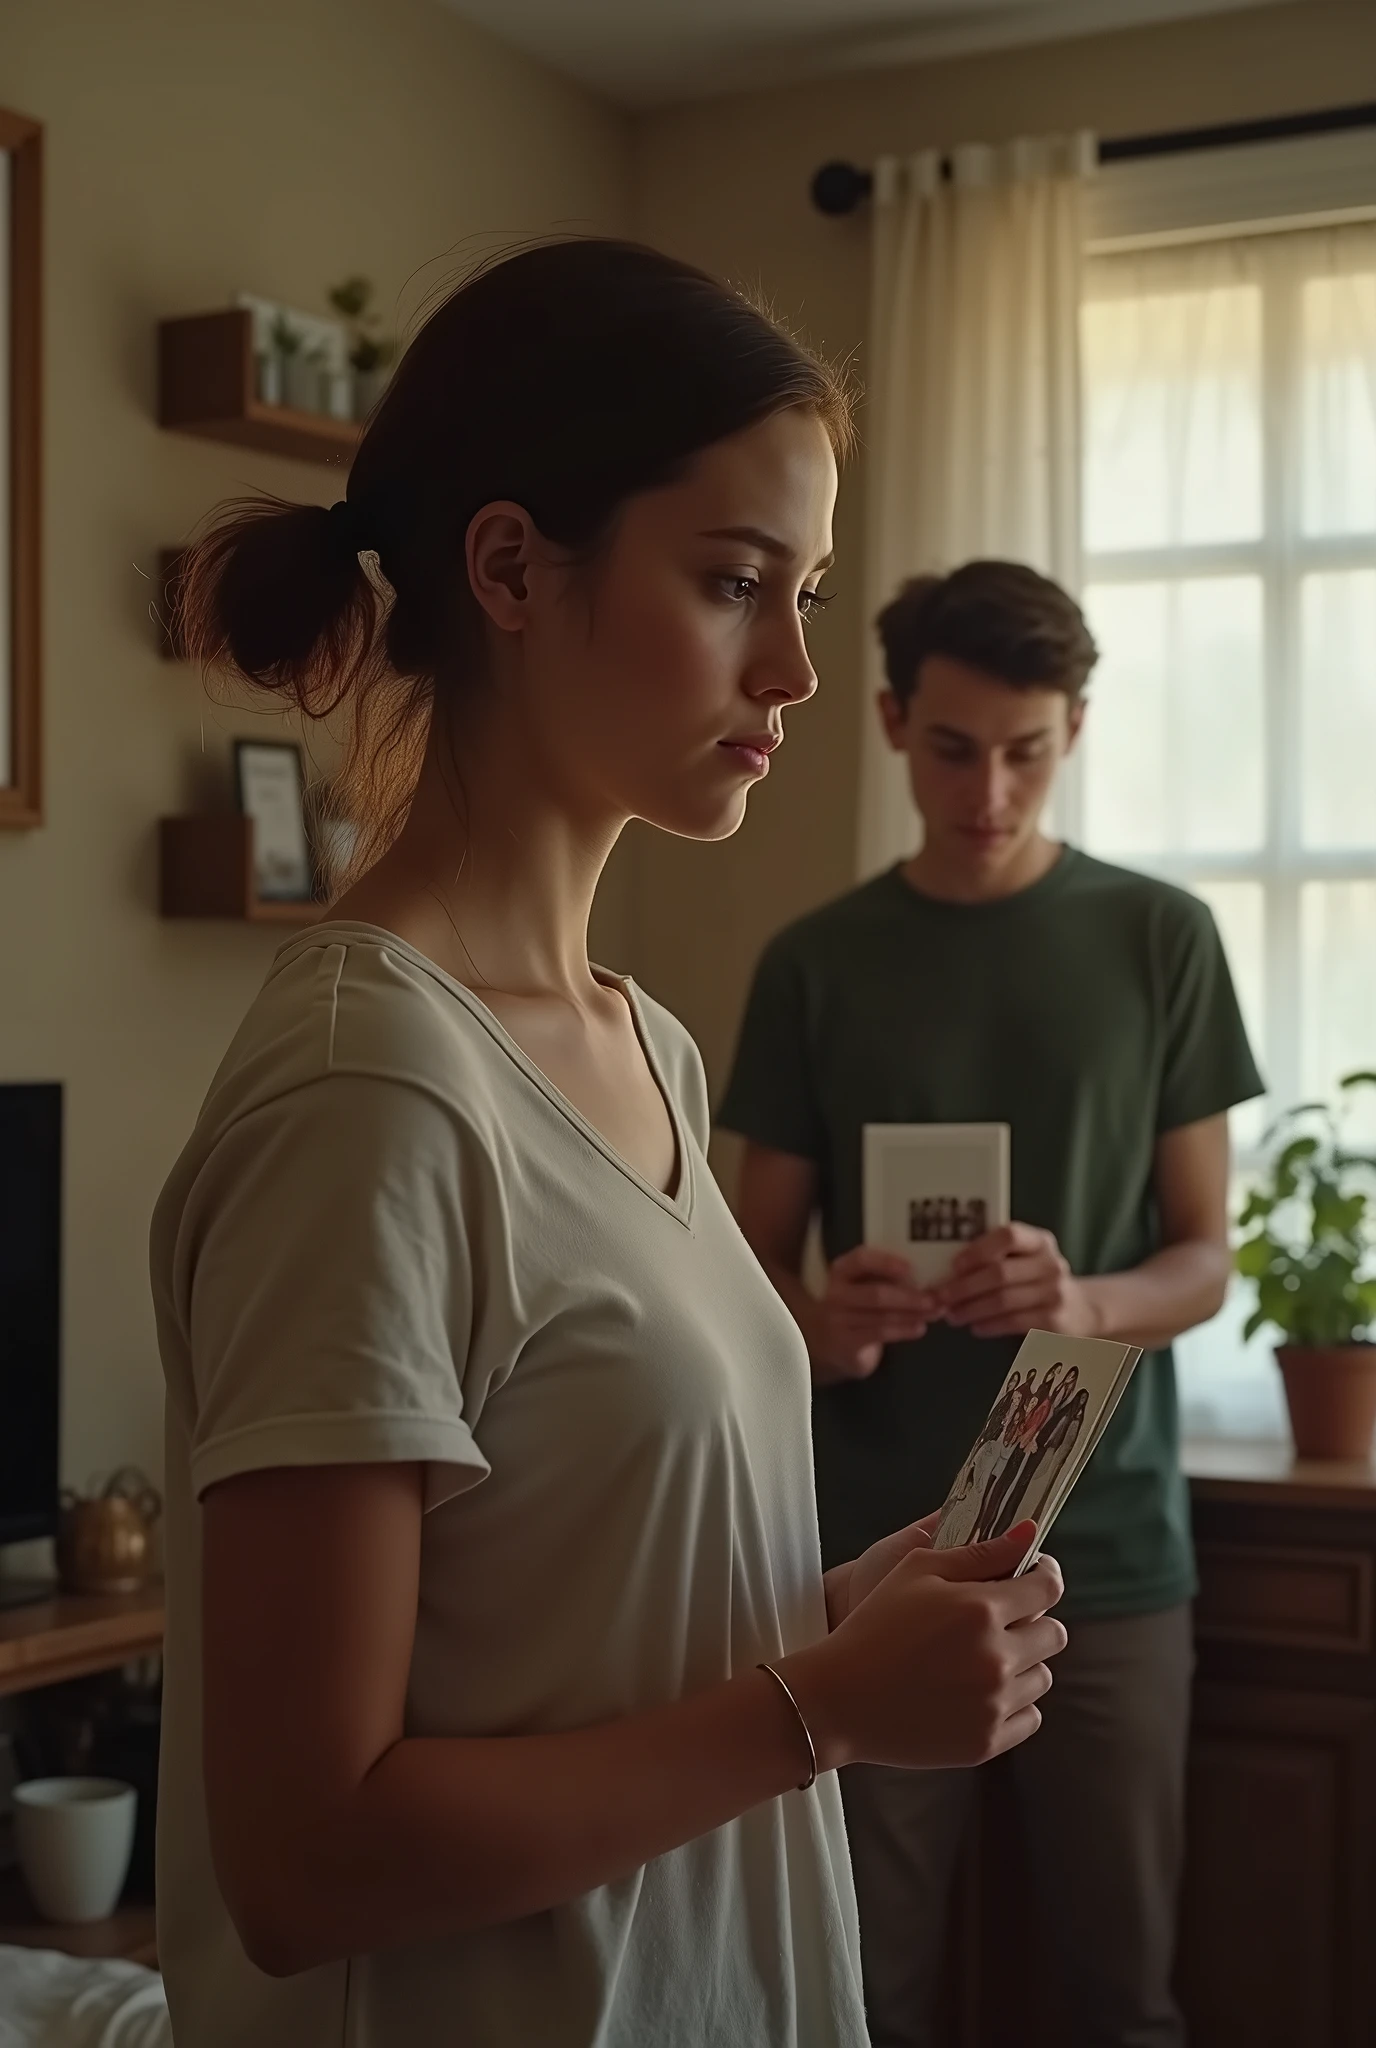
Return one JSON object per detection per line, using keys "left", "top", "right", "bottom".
{"left": 0, "top": 107, "right": 41, "bottom": 828}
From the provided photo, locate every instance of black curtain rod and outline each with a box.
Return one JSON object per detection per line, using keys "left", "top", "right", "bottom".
{"left": 811, "top": 99, "right": 1376, "bottom": 215}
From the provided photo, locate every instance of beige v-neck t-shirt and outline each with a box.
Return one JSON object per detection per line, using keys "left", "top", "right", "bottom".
{"left": 149, "top": 924, "right": 867, "bottom": 2048}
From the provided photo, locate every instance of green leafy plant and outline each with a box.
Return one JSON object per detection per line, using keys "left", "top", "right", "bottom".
{"left": 348, "top": 332, "right": 396, "bottom": 375}
{"left": 1236, "top": 1071, "right": 1376, "bottom": 1346}
{"left": 269, "top": 310, "right": 302, "bottom": 359}
{"left": 327, "top": 275, "right": 396, "bottom": 377}
{"left": 326, "top": 275, "right": 372, "bottom": 322}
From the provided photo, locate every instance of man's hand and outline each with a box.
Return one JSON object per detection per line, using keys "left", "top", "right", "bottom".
{"left": 930, "top": 1223, "right": 1102, "bottom": 1339}
{"left": 811, "top": 1247, "right": 931, "bottom": 1380}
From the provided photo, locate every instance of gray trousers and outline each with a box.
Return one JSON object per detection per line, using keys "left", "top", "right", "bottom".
{"left": 841, "top": 1603, "right": 1194, "bottom": 2048}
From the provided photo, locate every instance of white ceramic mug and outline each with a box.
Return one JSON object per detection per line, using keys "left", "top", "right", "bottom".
{"left": 13, "top": 1777, "right": 137, "bottom": 1923}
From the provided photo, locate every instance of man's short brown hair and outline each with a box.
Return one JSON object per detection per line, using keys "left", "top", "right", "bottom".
{"left": 876, "top": 560, "right": 1099, "bottom": 708}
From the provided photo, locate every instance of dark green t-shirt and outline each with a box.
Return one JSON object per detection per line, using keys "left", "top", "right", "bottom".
{"left": 718, "top": 849, "right": 1264, "bottom": 1621}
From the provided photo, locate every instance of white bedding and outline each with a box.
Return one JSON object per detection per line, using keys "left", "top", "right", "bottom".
{"left": 0, "top": 1946, "right": 169, "bottom": 2048}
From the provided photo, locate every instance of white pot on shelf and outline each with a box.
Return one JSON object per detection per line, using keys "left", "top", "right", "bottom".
{"left": 283, "top": 356, "right": 321, "bottom": 413}
{"left": 255, "top": 352, "right": 283, "bottom": 406}
{"left": 324, "top": 370, "right": 353, "bottom": 422}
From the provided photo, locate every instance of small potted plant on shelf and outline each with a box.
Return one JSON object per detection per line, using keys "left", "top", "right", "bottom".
{"left": 256, "top": 339, "right": 283, "bottom": 407}
{"left": 328, "top": 275, "right": 397, "bottom": 420}
{"left": 300, "top": 339, "right": 330, "bottom": 415}
{"left": 268, "top": 310, "right": 305, "bottom": 408}
{"left": 1236, "top": 1070, "right": 1376, "bottom": 1458}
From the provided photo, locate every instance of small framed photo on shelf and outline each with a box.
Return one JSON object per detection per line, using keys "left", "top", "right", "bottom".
{"left": 233, "top": 740, "right": 313, "bottom": 902}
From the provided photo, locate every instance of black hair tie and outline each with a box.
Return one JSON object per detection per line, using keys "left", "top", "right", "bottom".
{"left": 325, "top": 497, "right": 368, "bottom": 554}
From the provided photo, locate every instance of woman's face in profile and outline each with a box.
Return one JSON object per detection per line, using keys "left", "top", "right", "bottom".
{"left": 516, "top": 406, "right": 838, "bottom": 843}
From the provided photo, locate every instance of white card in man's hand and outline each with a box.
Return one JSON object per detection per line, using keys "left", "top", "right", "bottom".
{"left": 863, "top": 1122, "right": 1010, "bottom": 1286}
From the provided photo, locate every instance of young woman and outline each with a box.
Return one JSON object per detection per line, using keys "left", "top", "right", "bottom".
{"left": 149, "top": 238, "right": 1065, "bottom": 2048}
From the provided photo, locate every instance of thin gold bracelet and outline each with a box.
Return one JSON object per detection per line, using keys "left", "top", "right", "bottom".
{"left": 757, "top": 1661, "right": 818, "bottom": 1791}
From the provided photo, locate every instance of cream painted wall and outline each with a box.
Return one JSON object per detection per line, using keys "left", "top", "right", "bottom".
{"left": 4, "top": 0, "right": 1371, "bottom": 1542}
{"left": 628, "top": 0, "right": 1376, "bottom": 1128}
{"left": 0, "top": 0, "right": 630, "bottom": 1529}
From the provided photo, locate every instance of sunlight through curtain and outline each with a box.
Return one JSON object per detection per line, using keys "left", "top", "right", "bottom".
{"left": 858, "top": 132, "right": 1095, "bottom": 878}
{"left": 1075, "top": 222, "right": 1376, "bottom": 1435}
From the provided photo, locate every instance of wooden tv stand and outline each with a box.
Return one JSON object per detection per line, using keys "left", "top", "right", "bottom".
{"left": 0, "top": 1583, "right": 163, "bottom": 1966}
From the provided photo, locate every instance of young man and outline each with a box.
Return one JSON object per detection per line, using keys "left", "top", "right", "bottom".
{"left": 718, "top": 560, "right": 1263, "bottom": 2048}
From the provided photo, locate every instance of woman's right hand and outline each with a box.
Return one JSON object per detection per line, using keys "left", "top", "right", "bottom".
{"left": 780, "top": 1522, "right": 1065, "bottom": 1773}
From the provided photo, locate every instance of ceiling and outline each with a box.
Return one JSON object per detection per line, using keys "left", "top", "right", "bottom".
{"left": 439, "top": 0, "right": 1289, "bottom": 109}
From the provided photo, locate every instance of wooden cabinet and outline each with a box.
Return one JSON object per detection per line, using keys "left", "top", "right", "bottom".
{"left": 937, "top": 1443, "right": 1376, "bottom": 2048}
{"left": 1179, "top": 1447, "right": 1376, "bottom": 2048}
{"left": 1178, "top": 1683, "right": 1376, "bottom": 2048}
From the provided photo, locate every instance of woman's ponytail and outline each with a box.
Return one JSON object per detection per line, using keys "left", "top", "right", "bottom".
{"left": 179, "top": 493, "right": 381, "bottom": 719}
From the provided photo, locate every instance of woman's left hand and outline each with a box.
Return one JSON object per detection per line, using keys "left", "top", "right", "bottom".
{"left": 825, "top": 1511, "right": 941, "bottom": 1629}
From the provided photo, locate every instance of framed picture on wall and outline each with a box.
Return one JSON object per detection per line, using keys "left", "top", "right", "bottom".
{"left": 0, "top": 106, "right": 42, "bottom": 827}
{"left": 233, "top": 740, "right": 313, "bottom": 902}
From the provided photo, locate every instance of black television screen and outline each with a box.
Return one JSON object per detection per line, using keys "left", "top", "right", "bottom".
{"left": 0, "top": 1082, "right": 61, "bottom": 1545}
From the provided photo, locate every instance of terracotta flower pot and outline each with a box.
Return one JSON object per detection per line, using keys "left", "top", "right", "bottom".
{"left": 1276, "top": 1345, "right": 1376, "bottom": 1460}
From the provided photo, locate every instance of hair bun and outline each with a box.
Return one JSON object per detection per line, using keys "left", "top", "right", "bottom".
{"left": 326, "top": 497, "right": 371, "bottom": 555}
{"left": 180, "top": 494, "right": 375, "bottom": 691}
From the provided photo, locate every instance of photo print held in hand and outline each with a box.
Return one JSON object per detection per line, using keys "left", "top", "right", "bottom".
{"left": 932, "top": 1329, "right": 1142, "bottom": 1572}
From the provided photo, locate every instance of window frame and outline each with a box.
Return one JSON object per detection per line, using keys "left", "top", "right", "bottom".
{"left": 1060, "top": 225, "right": 1376, "bottom": 1137}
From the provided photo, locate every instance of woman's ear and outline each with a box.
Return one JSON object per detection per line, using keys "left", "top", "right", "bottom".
{"left": 465, "top": 502, "right": 539, "bottom": 634}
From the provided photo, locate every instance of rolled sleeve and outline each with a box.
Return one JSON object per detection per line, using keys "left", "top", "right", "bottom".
{"left": 178, "top": 1074, "right": 493, "bottom": 1510}
{"left": 1156, "top": 895, "right": 1265, "bottom": 1134}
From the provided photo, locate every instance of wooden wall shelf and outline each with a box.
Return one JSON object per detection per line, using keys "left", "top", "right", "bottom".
{"left": 158, "top": 308, "right": 359, "bottom": 467}
{"left": 159, "top": 814, "right": 323, "bottom": 924}
{"left": 0, "top": 1583, "right": 163, "bottom": 1700}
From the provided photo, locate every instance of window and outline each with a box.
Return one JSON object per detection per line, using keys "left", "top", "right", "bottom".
{"left": 1066, "top": 223, "right": 1376, "bottom": 1435}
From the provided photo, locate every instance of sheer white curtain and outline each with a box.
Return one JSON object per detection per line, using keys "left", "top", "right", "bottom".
{"left": 1072, "top": 221, "right": 1376, "bottom": 1436}
{"left": 858, "top": 133, "right": 1096, "bottom": 877}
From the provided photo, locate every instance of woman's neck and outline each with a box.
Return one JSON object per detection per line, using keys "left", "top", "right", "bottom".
{"left": 333, "top": 709, "right": 622, "bottom": 1002}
